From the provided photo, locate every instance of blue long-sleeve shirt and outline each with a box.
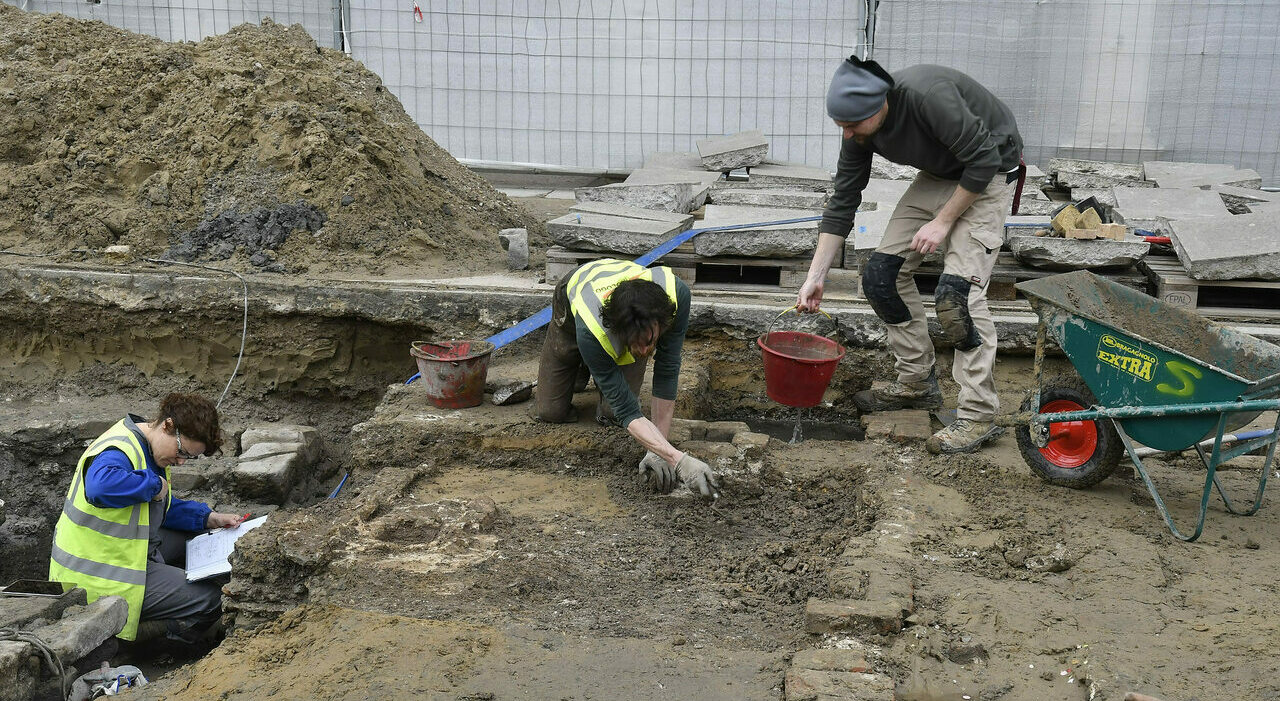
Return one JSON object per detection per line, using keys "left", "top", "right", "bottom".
{"left": 83, "top": 446, "right": 211, "bottom": 533}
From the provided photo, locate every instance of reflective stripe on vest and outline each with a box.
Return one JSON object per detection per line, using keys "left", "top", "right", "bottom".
{"left": 565, "top": 259, "right": 678, "bottom": 365}
{"left": 48, "top": 419, "right": 159, "bottom": 641}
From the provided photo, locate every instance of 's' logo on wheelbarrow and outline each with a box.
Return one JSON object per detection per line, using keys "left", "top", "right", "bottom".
{"left": 1097, "top": 334, "right": 1156, "bottom": 381}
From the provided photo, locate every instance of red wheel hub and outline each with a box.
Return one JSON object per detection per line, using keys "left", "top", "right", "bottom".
{"left": 1039, "top": 399, "right": 1098, "bottom": 468}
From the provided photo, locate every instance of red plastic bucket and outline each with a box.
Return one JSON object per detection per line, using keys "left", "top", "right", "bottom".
{"left": 757, "top": 330, "right": 846, "bottom": 408}
{"left": 410, "top": 340, "right": 494, "bottom": 409}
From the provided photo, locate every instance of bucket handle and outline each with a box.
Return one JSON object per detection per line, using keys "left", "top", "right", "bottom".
{"left": 765, "top": 305, "right": 836, "bottom": 339}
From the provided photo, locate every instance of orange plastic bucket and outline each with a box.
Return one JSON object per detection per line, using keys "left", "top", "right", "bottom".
{"left": 757, "top": 329, "right": 846, "bottom": 408}
{"left": 410, "top": 340, "right": 494, "bottom": 409}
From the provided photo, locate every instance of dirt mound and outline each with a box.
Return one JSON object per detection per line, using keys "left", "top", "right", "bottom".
{"left": 0, "top": 6, "right": 536, "bottom": 274}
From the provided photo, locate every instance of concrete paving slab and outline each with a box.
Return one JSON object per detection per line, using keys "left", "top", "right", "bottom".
{"left": 575, "top": 182, "right": 706, "bottom": 213}
{"left": 842, "top": 206, "right": 897, "bottom": 270}
{"left": 1245, "top": 200, "right": 1280, "bottom": 214}
{"left": 546, "top": 213, "right": 688, "bottom": 254}
{"left": 1025, "top": 163, "right": 1047, "bottom": 180}
{"left": 642, "top": 151, "right": 705, "bottom": 171}
{"left": 1157, "top": 168, "right": 1263, "bottom": 190}
{"left": 694, "top": 205, "right": 821, "bottom": 257}
{"left": 624, "top": 168, "right": 721, "bottom": 208}
{"left": 1015, "top": 198, "right": 1060, "bottom": 216}
{"left": 568, "top": 201, "right": 694, "bottom": 228}
{"left": 1112, "top": 186, "right": 1229, "bottom": 225}
{"left": 1009, "top": 235, "right": 1149, "bottom": 271}
{"left": 1142, "top": 160, "right": 1233, "bottom": 186}
{"left": 1048, "top": 157, "right": 1144, "bottom": 181}
{"left": 1059, "top": 170, "right": 1154, "bottom": 189}
{"left": 1068, "top": 186, "right": 1116, "bottom": 207}
{"left": 708, "top": 188, "right": 828, "bottom": 209}
{"left": 1171, "top": 210, "right": 1280, "bottom": 280}
{"left": 860, "top": 178, "right": 910, "bottom": 206}
{"left": 747, "top": 163, "right": 833, "bottom": 190}
{"left": 696, "top": 130, "right": 769, "bottom": 171}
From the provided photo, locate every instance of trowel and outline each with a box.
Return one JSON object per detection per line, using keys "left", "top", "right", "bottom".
{"left": 491, "top": 380, "right": 536, "bottom": 406}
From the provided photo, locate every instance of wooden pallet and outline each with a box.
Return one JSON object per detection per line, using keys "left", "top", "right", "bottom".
{"left": 1140, "top": 255, "right": 1280, "bottom": 313}
{"left": 546, "top": 246, "right": 812, "bottom": 290}
{"left": 891, "top": 253, "right": 1150, "bottom": 301}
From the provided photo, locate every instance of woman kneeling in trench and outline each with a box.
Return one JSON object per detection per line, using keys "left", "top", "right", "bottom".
{"left": 535, "top": 258, "right": 720, "bottom": 499}
{"left": 49, "top": 392, "right": 246, "bottom": 643}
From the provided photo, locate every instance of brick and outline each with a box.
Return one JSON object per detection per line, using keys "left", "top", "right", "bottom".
{"left": 784, "top": 667, "right": 894, "bottom": 701}
{"left": 1098, "top": 223, "right": 1127, "bottom": 240}
{"left": 670, "top": 418, "right": 707, "bottom": 440}
{"left": 804, "top": 598, "right": 905, "bottom": 636}
{"left": 791, "top": 648, "right": 871, "bottom": 673}
{"left": 859, "top": 409, "right": 932, "bottom": 443}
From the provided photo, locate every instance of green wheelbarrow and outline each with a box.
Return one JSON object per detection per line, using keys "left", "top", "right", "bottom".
{"left": 1001, "top": 270, "right": 1280, "bottom": 542}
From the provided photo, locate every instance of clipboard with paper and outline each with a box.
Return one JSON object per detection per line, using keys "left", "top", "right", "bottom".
{"left": 184, "top": 515, "right": 268, "bottom": 582}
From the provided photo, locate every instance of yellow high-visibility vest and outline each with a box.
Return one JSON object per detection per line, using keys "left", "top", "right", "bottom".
{"left": 48, "top": 419, "right": 169, "bottom": 641}
{"left": 565, "top": 258, "right": 678, "bottom": 365}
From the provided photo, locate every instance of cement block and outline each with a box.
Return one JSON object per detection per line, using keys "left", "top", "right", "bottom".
{"left": 705, "top": 420, "right": 750, "bottom": 442}
{"left": 642, "top": 151, "right": 705, "bottom": 171}
{"left": 694, "top": 205, "right": 822, "bottom": 257}
{"left": 1112, "top": 186, "right": 1229, "bottom": 223}
{"left": 791, "top": 648, "right": 872, "bottom": 673}
{"left": 697, "top": 130, "right": 769, "bottom": 171}
{"left": 747, "top": 163, "right": 833, "bottom": 190}
{"left": 709, "top": 188, "right": 828, "bottom": 209}
{"left": 30, "top": 595, "right": 128, "bottom": 662}
{"left": 498, "top": 228, "right": 529, "bottom": 271}
{"left": 547, "top": 213, "right": 687, "bottom": 255}
{"left": 574, "top": 182, "right": 705, "bottom": 214}
{"left": 870, "top": 154, "right": 917, "bottom": 180}
{"left": 1009, "top": 235, "right": 1149, "bottom": 271}
{"left": 804, "top": 598, "right": 905, "bottom": 636}
{"left": 624, "top": 168, "right": 722, "bottom": 208}
{"left": 568, "top": 202, "right": 694, "bottom": 228}
{"left": 784, "top": 668, "right": 894, "bottom": 701}
{"left": 1170, "top": 211, "right": 1280, "bottom": 280}
{"left": 0, "top": 641, "right": 38, "bottom": 701}
{"left": 1143, "top": 160, "right": 1233, "bottom": 186}
{"left": 232, "top": 451, "right": 302, "bottom": 503}
{"left": 1048, "top": 157, "right": 1144, "bottom": 181}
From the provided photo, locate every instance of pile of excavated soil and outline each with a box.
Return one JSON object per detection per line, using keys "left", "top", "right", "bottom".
{"left": 0, "top": 6, "right": 538, "bottom": 274}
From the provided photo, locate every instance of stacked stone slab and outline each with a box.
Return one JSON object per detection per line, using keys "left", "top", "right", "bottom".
{"left": 623, "top": 167, "right": 722, "bottom": 208}
{"left": 696, "top": 129, "right": 768, "bottom": 171}
{"left": 1111, "top": 186, "right": 1229, "bottom": 231}
{"left": 547, "top": 211, "right": 690, "bottom": 255}
{"left": 747, "top": 163, "right": 833, "bottom": 191}
{"left": 230, "top": 424, "right": 325, "bottom": 504}
{"left": 1009, "top": 235, "right": 1150, "bottom": 270}
{"left": 1049, "top": 157, "right": 1151, "bottom": 190}
{"left": 708, "top": 188, "right": 828, "bottom": 209}
{"left": 574, "top": 181, "right": 706, "bottom": 214}
{"left": 693, "top": 205, "right": 821, "bottom": 257}
{"left": 1169, "top": 210, "right": 1280, "bottom": 280}
{"left": 0, "top": 590, "right": 127, "bottom": 700}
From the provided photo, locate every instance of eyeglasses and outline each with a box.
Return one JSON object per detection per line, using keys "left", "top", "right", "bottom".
{"left": 174, "top": 429, "right": 201, "bottom": 460}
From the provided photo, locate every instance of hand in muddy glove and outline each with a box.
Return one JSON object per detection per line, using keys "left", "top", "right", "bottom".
{"left": 676, "top": 454, "right": 721, "bottom": 500}
{"left": 638, "top": 451, "right": 678, "bottom": 493}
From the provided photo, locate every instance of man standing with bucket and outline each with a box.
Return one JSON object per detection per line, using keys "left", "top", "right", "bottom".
{"left": 535, "top": 258, "right": 720, "bottom": 499}
{"left": 796, "top": 56, "right": 1023, "bottom": 454}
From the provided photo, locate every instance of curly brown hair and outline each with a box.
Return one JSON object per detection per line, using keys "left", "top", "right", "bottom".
{"left": 153, "top": 393, "right": 223, "bottom": 455}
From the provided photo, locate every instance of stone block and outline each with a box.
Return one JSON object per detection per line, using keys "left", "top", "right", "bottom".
{"left": 675, "top": 440, "right": 739, "bottom": 469}
{"left": 1069, "top": 186, "right": 1117, "bottom": 207}
{"left": 1058, "top": 170, "right": 1154, "bottom": 190}
{"left": 731, "top": 431, "right": 771, "bottom": 456}
{"left": 1170, "top": 211, "right": 1280, "bottom": 280}
{"left": 0, "top": 588, "right": 87, "bottom": 630}
{"left": 1014, "top": 198, "right": 1059, "bottom": 216}
{"left": 670, "top": 418, "right": 707, "bottom": 440}
{"left": 1024, "top": 163, "right": 1047, "bottom": 180}
{"left": 0, "top": 641, "right": 38, "bottom": 701}
{"left": 827, "top": 562, "right": 913, "bottom": 604}
{"left": 624, "top": 168, "right": 722, "bottom": 208}
{"left": 1009, "top": 236, "right": 1149, "bottom": 271}
{"left": 568, "top": 202, "right": 694, "bottom": 228}
{"left": 784, "top": 667, "right": 895, "bottom": 701}
{"left": 547, "top": 213, "right": 688, "bottom": 255}
{"left": 694, "top": 205, "right": 822, "bottom": 257}
{"left": 241, "top": 425, "right": 319, "bottom": 455}
{"left": 1112, "top": 186, "right": 1229, "bottom": 224}
{"left": 708, "top": 188, "right": 828, "bottom": 209}
{"left": 168, "top": 462, "right": 208, "bottom": 492}
{"left": 804, "top": 598, "right": 905, "bottom": 636}
{"left": 697, "top": 130, "right": 769, "bottom": 171}
{"left": 30, "top": 595, "right": 128, "bottom": 662}
{"left": 791, "top": 648, "right": 871, "bottom": 673}
{"left": 705, "top": 420, "right": 750, "bottom": 442}
{"left": 747, "top": 163, "right": 833, "bottom": 191}
{"left": 498, "top": 228, "right": 529, "bottom": 271}
{"left": 1048, "top": 157, "right": 1144, "bottom": 181}
{"left": 575, "top": 182, "right": 705, "bottom": 214}
{"left": 232, "top": 452, "right": 302, "bottom": 503}
{"left": 870, "top": 154, "right": 917, "bottom": 180}
{"left": 643, "top": 151, "right": 705, "bottom": 170}
{"left": 859, "top": 409, "right": 933, "bottom": 443}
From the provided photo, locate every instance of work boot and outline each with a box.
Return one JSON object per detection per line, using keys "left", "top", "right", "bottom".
{"left": 853, "top": 369, "right": 943, "bottom": 412}
{"left": 925, "top": 418, "right": 1005, "bottom": 455}
{"left": 595, "top": 401, "right": 622, "bottom": 428}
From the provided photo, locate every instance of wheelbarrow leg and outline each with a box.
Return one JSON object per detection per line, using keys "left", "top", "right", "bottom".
{"left": 1115, "top": 419, "right": 1216, "bottom": 542}
{"left": 1201, "top": 410, "right": 1280, "bottom": 516}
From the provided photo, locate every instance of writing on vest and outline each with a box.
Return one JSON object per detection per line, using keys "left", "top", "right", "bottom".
{"left": 48, "top": 418, "right": 168, "bottom": 641}
{"left": 565, "top": 259, "right": 678, "bottom": 365}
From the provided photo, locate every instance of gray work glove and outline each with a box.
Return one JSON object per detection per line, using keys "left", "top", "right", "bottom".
{"left": 676, "top": 453, "right": 721, "bottom": 500}
{"left": 638, "top": 451, "right": 678, "bottom": 494}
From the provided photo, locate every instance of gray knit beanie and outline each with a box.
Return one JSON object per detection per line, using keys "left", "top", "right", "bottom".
{"left": 826, "top": 58, "right": 891, "bottom": 122}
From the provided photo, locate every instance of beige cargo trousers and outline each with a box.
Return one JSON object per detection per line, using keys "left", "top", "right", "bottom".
{"left": 871, "top": 172, "right": 1016, "bottom": 422}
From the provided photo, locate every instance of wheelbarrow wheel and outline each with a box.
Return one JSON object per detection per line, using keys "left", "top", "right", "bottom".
{"left": 1016, "top": 374, "right": 1123, "bottom": 488}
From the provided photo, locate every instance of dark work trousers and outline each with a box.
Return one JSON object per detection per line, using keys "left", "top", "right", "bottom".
{"left": 141, "top": 523, "right": 225, "bottom": 644}
{"left": 536, "top": 276, "right": 646, "bottom": 423}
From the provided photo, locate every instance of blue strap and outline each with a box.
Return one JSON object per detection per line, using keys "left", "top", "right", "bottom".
{"left": 406, "top": 215, "right": 822, "bottom": 384}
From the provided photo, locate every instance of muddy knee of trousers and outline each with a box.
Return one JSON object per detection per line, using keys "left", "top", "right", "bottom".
{"left": 934, "top": 273, "right": 981, "bottom": 351}
{"left": 862, "top": 252, "right": 911, "bottom": 324}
